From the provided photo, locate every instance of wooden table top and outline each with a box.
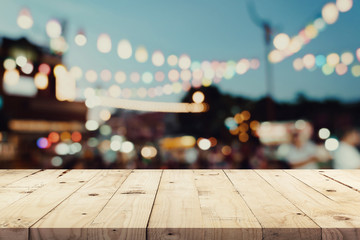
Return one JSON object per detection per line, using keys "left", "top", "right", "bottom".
{"left": 0, "top": 169, "right": 359, "bottom": 240}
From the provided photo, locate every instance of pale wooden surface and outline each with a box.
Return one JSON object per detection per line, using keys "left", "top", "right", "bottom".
{"left": 0, "top": 170, "right": 359, "bottom": 240}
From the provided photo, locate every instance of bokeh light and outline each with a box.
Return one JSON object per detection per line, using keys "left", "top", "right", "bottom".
{"left": 142, "top": 72, "right": 153, "bottom": 84}
{"left": 351, "top": 65, "right": 360, "bottom": 77}
{"left": 99, "top": 109, "right": 111, "bottom": 121}
{"left": 37, "top": 137, "right": 49, "bottom": 149}
{"left": 178, "top": 54, "right": 191, "bottom": 70}
{"left": 17, "top": 8, "right": 33, "bottom": 29}
{"left": 236, "top": 59, "right": 250, "bottom": 74}
{"left": 335, "top": 63, "right": 348, "bottom": 75}
{"left": 327, "top": 53, "right": 340, "bottom": 66}
{"left": 46, "top": 20, "right": 62, "bottom": 38}
{"left": 97, "top": 34, "right": 112, "bottom": 53}
{"left": 3, "top": 58, "right": 16, "bottom": 70}
{"left": 121, "top": 141, "right": 134, "bottom": 153}
{"left": 21, "top": 63, "right": 33, "bottom": 74}
{"left": 85, "top": 120, "right": 99, "bottom": 131}
{"left": 198, "top": 138, "right": 211, "bottom": 150}
{"left": 141, "top": 146, "right": 157, "bottom": 158}
{"left": 325, "top": 138, "right": 339, "bottom": 151}
{"left": 74, "top": 32, "right": 87, "bottom": 46}
{"left": 48, "top": 132, "right": 60, "bottom": 143}
{"left": 117, "top": 39, "right": 132, "bottom": 59}
{"left": 180, "top": 70, "right": 192, "bottom": 81}
{"left": 322, "top": 3, "right": 339, "bottom": 25}
{"left": 39, "top": 63, "right": 51, "bottom": 75}
{"left": 336, "top": 0, "right": 353, "bottom": 12}
{"left": 167, "top": 55, "right": 178, "bottom": 66}
{"left": 55, "top": 143, "right": 70, "bottom": 155}
{"left": 152, "top": 51, "right": 165, "bottom": 67}
{"left": 51, "top": 156, "right": 63, "bottom": 167}
{"left": 3, "top": 69, "right": 20, "bottom": 86}
{"left": 322, "top": 64, "right": 334, "bottom": 75}
{"left": 108, "top": 85, "right": 121, "bottom": 98}
{"left": 85, "top": 70, "right": 98, "bottom": 82}
{"left": 356, "top": 48, "right": 360, "bottom": 62}
{"left": 303, "top": 54, "right": 316, "bottom": 69}
{"left": 115, "top": 71, "right": 126, "bottom": 83}
{"left": 70, "top": 66, "right": 83, "bottom": 79}
{"left": 268, "top": 50, "right": 283, "bottom": 63}
{"left": 130, "top": 72, "right": 140, "bottom": 83}
{"left": 155, "top": 71, "right": 165, "bottom": 82}
{"left": 100, "top": 69, "right": 112, "bottom": 82}
{"left": 315, "top": 55, "right": 326, "bottom": 67}
{"left": 293, "top": 58, "right": 304, "bottom": 71}
{"left": 341, "top": 52, "right": 354, "bottom": 65}
{"left": 192, "top": 91, "right": 205, "bottom": 103}
{"left": 34, "top": 73, "right": 49, "bottom": 90}
{"left": 273, "top": 33, "right": 290, "bottom": 50}
{"left": 16, "top": 56, "right": 27, "bottom": 67}
{"left": 135, "top": 46, "right": 148, "bottom": 63}
{"left": 318, "top": 128, "right": 331, "bottom": 139}
{"left": 168, "top": 69, "right": 180, "bottom": 82}
{"left": 53, "top": 64, "right": 67, "bottom": 78}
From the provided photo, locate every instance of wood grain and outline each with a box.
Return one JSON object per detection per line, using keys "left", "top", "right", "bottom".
{"left": 147, "top": 170, "right": 204, "bottom": 240}
{"left": 258, "top": 170, "right": 360, "bottom": 240}
{"left": 88, "top": 170, "right": 162, "bottom": 240}
{"left": 31, "top": 170, "right": 131, "bottom": 240}
{"left": 226, "top": 170, "right": 321, "bottom": 240}
{"left": 0, "top": 170, "right": 98, "bottom": 240}
{"left": 0, "top": 170, "right": 359, "bottom": 240}
{"left": 193, "top": 170, "right": 262, "bottom": 240}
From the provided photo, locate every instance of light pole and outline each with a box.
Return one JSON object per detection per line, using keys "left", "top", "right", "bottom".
{"left": 247, "top": 1, "right": 275, "bottom": 120}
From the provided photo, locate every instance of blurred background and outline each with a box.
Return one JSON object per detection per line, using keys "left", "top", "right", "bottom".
{"left": 0, "top": 0, "right": 359, "bottom": 169}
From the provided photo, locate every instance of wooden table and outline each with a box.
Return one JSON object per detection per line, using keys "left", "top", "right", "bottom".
{"left": 0, "top": 169, "right": 360, "bottom": 240}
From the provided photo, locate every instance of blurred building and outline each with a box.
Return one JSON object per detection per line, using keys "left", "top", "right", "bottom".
{"left": 0, "top": 37, "right": 87, "bottom": 167}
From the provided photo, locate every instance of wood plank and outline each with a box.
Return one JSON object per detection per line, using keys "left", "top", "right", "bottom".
{"left": 88, "top": 170, "right": 162, "bottom": 240}
{"left": 287, "top": 170, "right": 360, "bottom": 205}
{"left": 30, "top": 170, "right": 131, "bottom": 240}
{"left": 0, "top": 170, "right": 41, "bottom": 187}
{"left": 0, "top": 170, "right": 99, "bottom": 240}
{"left": 257, "top": 170, "right": 360, "bottom": 240}
{"left": 225, "top": 170, "right": 321, "bottom": 240}
{"left": 6, "top": 169, "right": 64, "bottom": 189}
{"left": 147, "top": 170, "right": 204, "bottom": 240}
{"left": 0, "top": 170, "right": 9, "bottom": 176}
{"left": 193, "top": 170, "right": 262, "bottom": 240}
{"left": 317, "top": 170, "right": 360, "bottom": 191}
{"left": 0, "top": 170, "right": 64, "bottom": 212}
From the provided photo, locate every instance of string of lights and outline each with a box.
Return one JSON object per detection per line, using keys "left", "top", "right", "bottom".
{"left": 292, "top": 48, "right": 360, "bottom": 77}
{"left": 268, "top": 0, "right": 353, "bottom": 64}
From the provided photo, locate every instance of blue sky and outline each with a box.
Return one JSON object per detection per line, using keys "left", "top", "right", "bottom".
{"left": 1, "top": 0, "right": 359, "bottom": 102}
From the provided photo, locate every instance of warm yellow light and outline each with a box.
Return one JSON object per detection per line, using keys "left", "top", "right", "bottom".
{"left": 152, "top": 51, "right": 165, "bottom": 67}
{"left": 335, "top": 63, "right": 348, "bottom": 75}
{"left": 293, "top": 58, "right": 304, "bottom": 71}
{"left": 108, "top": 85, "right": 121, "bottom": 98}
{"left": 135, "top": 46, "right": 148, "bottom": 63}
{"left": 327, "top": 53, "right": 340, "bottom": 66}
{"left": 3, "top": 69, "right": 20, "bottom": 86}
{"left": 340, "top": 52, "right": 354, "bottom": 65}
{"left": 117, "top": 39, "right": 132, "bottom": 59}
{"left": 70, "top": 66, "right": 83, "bottom": 79}
{"left": 53, "top": 64, "right": 67, "bottom": 78}
{"left": 273, "top": 33, "right": 290, "bottom": 50}
{"left": 336, "top": 0, "right": 353, "bottom": 12}
{"left": 85, "top": 70, "right": 98, "bottom": 82}
{"left": 236, "top": 59, "right": 250, "bottom": 75}
{"left": 168, "top": 69, "right": 180, "bottom": 82}
{"left": 99, "top": 97, "right": 209, "bottom": 113}
{"left": 322, "top": 3, "right": 339, "bottom": 24}
{"left": 192, "top": 91, "right": 205, "bottom": 103}
{"left": 180, "top": 70, "right": 192, "bottom": 82}
{"left": 167, "top": 55, "right": 178, "bottom": 66}
{"left": 268, "top": 50, "right": 283, "bottom": 63}
{"left": 99, "top": 109, "right": 111, "bottom": 121}
{"left": 3, "top": 58, "right": 16, "bottom": 70}
{"left": 34, "top": 73, "right": 48, "bottom": 90}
